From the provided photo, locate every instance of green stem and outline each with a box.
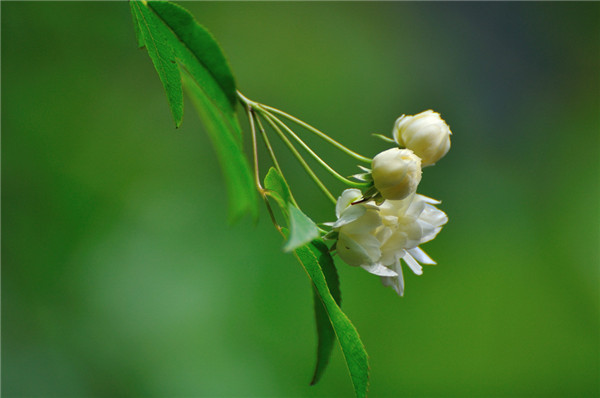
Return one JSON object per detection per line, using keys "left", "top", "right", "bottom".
{"left": 372, "top": 133, "right": 396, "bottom": 144}
{"left": 260, "top": 111, "right": 337, "bottom": 204}
{"left": 255, "top": 114, "right": 282, "bottom": 178}
{"left": 246, "top": 106, "right": 263, "bottom": 192}
{"left": 260, "top": 104, "right": 372, "bottom": 164}
{"left": 255, "top": 114, "right": 300, "bottom": 208}
{"left": 244, "top": 104, "right": 283, "bottom": 231}
{"left": 258, "top": 108, "right": 369, "bottom": 189}
{"left": 237, "top": 91, "right": 260, "bottom": 109}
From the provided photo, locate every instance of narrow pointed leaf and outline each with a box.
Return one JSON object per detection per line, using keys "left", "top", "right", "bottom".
{"left": 264, "top": 167, "right": 349, "bottom": 385}
{"left": 147, "top": 0, "right": 241, "bottom": 144}
{"left": 309, "top": 239, "right": 341, "bottom": 386}
{"left": 293, "top": 238, "right": 369, "bottom": 398}
{"left": 147, "top": 1, "right": 237, "bottom": 109}
{"left": 131, "top": 1, "right": 183, "bottom": 127}
{"left": 182, "top": 72, "right": 257, "bottom": 222}
{"left": 282, "top": 204, "right": 320, "bottom": 252}
{"left": 130, "top": 0, "right": 258, "bottom": 221}
{"left": 264, "top": 167, "right": 367, "bottom": 392}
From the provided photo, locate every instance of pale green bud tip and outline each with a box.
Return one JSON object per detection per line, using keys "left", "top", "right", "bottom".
{"left": 393, "top": 110, "right": 452, "bottom": 167}
{"left": 371, "top": 148, "right": 422, "bottom": 201}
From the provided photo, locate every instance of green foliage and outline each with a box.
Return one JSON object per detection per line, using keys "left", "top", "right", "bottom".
{"left": 5, "top": 2, "right": 600, "bottom": 396}
{"left": 264, "top": 167, "right": 292, "bottom": 207}
{"left": 264, "top": 168, "right": 319, "bottom": 252}
{"left": 130, "top": 3, "right": 145, "bottom": 48}
{"left": 282, "top": 204, "right": 319, "bottom": 252}
{"left": 265, "top": 167, "right": 369, "bottom": 397}
{"left": 130, "top": 0, "right": 258, "bottom": 222}
{"left": 147, "top": 1, "right": 237, "bottom": 110}
{"left": 132, "top": 1, "right": 368, "bottom": 394}
{"left": 182, "top": 73, "right": 257, "bottom": 223}
{"left": 131, "top": 1, "right": 183, "bottom": 127}
{"left": 309, "top": 239, "right": 341, "bottom": 386}
{"left": 293, "top": 242, "right": 369, "bottom": 398}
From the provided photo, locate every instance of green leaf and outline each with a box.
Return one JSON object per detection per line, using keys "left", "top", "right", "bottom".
{"left": 131, "top": 0, "right": 258, "bottom": 221}
{"left": 282, "top": 204, "right": 320, "bottom": 252}
{"left": 293, "top": 238, "right": 369, "bottom": 398}
{"left": 265, "top": 167, "right": 368, "bottom": 394}
{"left": 147, "top": 1, "right": 237, "bottom": 109}
{"left": 309, "top": 239, "right": 341, "bottom": 386}
{"left": 130, "top": 2, "right": 145, "bottom": 48}
{"left": 182, "top": 72, "right": 257, "bottom": 223}
{"left": 131, "top": 1, "right": 183, "bottom": 127}
{"left": 263, "top": 167, "right": 292, "bottom": 223}
{"left": 264, "top": 167, "right": 292, "bottom": 205}
{"left": 146, "top": 1, "right": 241, "bottom": 145}
{"left": 264, "top": 167, "right": 340, "bottom": 383}
{"left": 263, "top": 167, "right": 318, "bottom": 251}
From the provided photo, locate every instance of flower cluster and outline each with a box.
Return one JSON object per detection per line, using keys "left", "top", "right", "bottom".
{"left": 329, "top": 110, "right": 451, "bottom": 296}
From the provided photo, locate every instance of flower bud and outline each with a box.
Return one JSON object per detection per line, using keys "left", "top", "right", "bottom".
{"left": 393, "top": 110, "right": 451, "bottom": 166}
{"left": 371, "top": 148, "right": 422, "bottom": 200}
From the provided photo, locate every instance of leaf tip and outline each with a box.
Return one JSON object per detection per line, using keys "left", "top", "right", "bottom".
{"left": 281, "top": 241, "right": 295, "bottom": 253}
{"left": 309, "top": 367, "right": 323, "bottom": 386}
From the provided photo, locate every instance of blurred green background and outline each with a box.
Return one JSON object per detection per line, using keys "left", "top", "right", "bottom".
{"left": 3, "top": 2, "right": 599, "bottom": 397}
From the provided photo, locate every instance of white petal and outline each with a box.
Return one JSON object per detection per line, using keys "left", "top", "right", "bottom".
{"left": 336, "top": 189, "right": 362, "bottom": 218}
{"left": 382, "top": 215, "right": 399, "bottom": 225}
{"left": 381, "top": 259, "right": 405, "bottom": 296}
{"left": 406, "top": 196, "right": 426, "bottom": 218}
{"left": 418, "top": 205, "right": 447, "bottom": 243}
{"left": 376, "top": 225, "right": 393, "bottom": 244}
{"left": 361, "top": 263, "right": 398, "bottom": 277}
{"left": 379, "top": 234, "right": 407, "bottom": 265}
{"left": 341, "top": 209, "right": 381, "bottom": 235}
{"left": 379, "top": 194, "right": 413, "bottom": 215}
{"left": 403, "top": 252, "right": 423, "bottom": 275}
{"left": 408, "top": 247, "right": 436, "bottom": 265}
{"left": 331, "top": 205, "right": 366, "bottom": 228}
{"left": 403, "top": 220, "right": 423, "bottom": 249}
{"left": 363, "top": 203, "right": 380, "bottom": 211}
{"left": 419, "top": 224, "right": 442, "bottom": 244}
{"left": 417, "top": 194, "right": 441, "bottom": 205}
{"left": 418, "top": 219, "right": 439, "bottom": 242}
{"left": 336, "top": 233, "right": 380, "bottom": 266}
{"left": 362, "top": 234, "right": 384, "bottom": 261}
{"left": 421, "top": 204, "right": 448, "bottom": 227}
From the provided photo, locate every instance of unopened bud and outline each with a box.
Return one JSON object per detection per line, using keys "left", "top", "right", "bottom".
{"left": 371, "top": 148, "right": 422, "bottom": 200}
{"left": 393, "top": 110, "right": 451, "bottom": 166}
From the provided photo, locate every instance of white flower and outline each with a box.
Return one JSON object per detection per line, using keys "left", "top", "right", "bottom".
{"left": 372, "top": 148, "right": 422, "bottom": 200}
{"left": 328, "top": 189, "right": 448, "bottom": 296}
{"left": 393, "top": 110, "right": 452, "bottom": 167}
{"left": 326, "top": 189, "right": 398, "bottom": 277}
{"left": 377, "top": 194, "right": 448, "bottom": 296}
